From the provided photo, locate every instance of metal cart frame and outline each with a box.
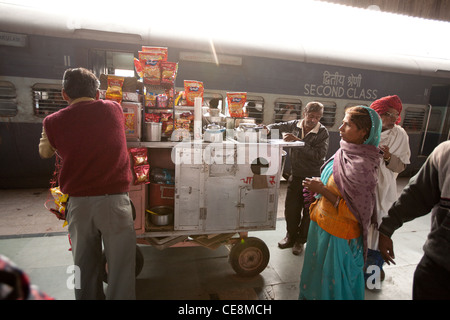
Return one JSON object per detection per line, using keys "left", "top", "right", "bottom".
{"left": 125, "top": 138, "right": 303, "bottom": 277}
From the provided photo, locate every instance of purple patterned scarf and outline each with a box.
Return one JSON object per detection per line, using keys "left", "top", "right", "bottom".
{"left": 330, "top": 140, "right": 382, "bottom": 258}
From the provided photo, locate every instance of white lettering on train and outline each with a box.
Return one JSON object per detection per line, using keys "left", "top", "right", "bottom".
{"left": 304, "top": 71, "right": 378, "bottom": 100}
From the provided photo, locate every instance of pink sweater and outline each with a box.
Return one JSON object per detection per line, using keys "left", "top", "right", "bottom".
{"left": 44, "top": 99, "right": 131, "bottom": 196}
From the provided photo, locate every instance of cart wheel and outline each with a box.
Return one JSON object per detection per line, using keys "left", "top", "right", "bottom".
{"left": 102, "top": 245, "right": 144, "bottom": 283}
{"left": 229, "top": 237, "right": 270, "bottom": 277}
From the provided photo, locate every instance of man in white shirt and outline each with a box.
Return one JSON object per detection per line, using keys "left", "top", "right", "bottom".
{"left": 366, "top": 95, "right": 411, "bottom": 282}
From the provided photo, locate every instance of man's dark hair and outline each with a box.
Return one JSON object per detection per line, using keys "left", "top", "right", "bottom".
{"left": 62, "top": 68, "right": 99, "bottom": 100}
{"left": 304, "top": 101, "right": 324, "bottom": 114}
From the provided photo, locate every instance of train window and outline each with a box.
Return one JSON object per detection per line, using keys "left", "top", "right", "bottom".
{"left": 319, "top": 101, "right": 337, "bottom": 128}
{"left": 246, "top": 96, "right": 264, "bottom": 124}
{"left": 203, "top": 92, "right": 224, "bottom": 114}
{"left": 32, "top": 84, "right": 68, "bottom": 117}
{"left": 424, "top": 109, "right": 443, "bottom": 132}
{"left": 402, "top": 107, "right": 426, "bottom": 132}
{"left": 89, "top": 49, "right": 135, "bottom": 78}
{"left": 0, "top": 81, "right": 18, "bottom": 117}
{"left": 274, "top": 98, "right": 302, "bottom": 123}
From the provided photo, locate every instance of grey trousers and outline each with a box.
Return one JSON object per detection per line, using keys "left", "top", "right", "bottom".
{"left": 66, "top": 193, "right": 136, "bottom": 300}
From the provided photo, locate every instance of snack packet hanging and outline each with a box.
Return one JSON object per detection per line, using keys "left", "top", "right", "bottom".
{"left": 160, "top": 112, "right": 173, "bottom": 135}
{"left": 145, "top": 113, "right": 161, "bottom": 123}
{"left": 44, "top": 186, "right": 68, "bottom": 221}
{"left": 227, "top": 92, "right": 247, "bottom": 118}
{"left": 105, "top": 75, "right": 124, "bottom": 103}
{"left": 139, "top": 51, "right": 165, "bottom": 85}
{"left": 175, "top": 118, "right": 191, "bottom": 130}
{"left": 134, "top": 58, "right": 143, "bottom": 78}
{"left": 130, "top": 147, "right": 148, "bottom": 166}
{"left": 134, "top": 164, "right": 150, "bottom": 185}
{"left": 141, "top": 46, "right": 168, "bottom": 60}
{"left": 160, "top": 61, "right": 178, "bottom": 85}
{"left": 145, "top": 91, "right": 157, "bottom": 107}
{"left": 156, "top": 94, "right": 168, "bottom": 108}
{"left": 184, "top": 80, "right": 204, "bottom": 106}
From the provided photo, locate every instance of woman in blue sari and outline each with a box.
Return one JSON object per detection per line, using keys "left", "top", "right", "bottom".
{"left": 299, "top": 106, "right": 382, "bottom": 300}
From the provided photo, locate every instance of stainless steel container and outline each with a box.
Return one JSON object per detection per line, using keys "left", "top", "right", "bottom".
{"left": 144, "top": 122, "right": 162, "bottom": 141}
{"left": 203, "top": 124, "right": 225, "bottom": 142}
{"left": 236, "top": 123, "right": 265, "bottom": 142}
{"left": 147, "top": 206, "right": 174, "bottom": 226}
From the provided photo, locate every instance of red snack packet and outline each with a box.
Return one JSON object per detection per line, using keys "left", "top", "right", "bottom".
{"left": 145, "top": 113, "right": 161, "bottom": 123}
{"left": 134, "top": 58, "right": 143, "bottom": 78}
{"left": 160, "top": 61, "right": 178, "bottom": 85}
{"left": 139, "top": 51, "right": 164, "bottom": 85}
{"left": 105, "top": 75, "right": 124, "bottom": 103}
{"left": 184, "top": 80, "right": 204, "bottom": 106}
{"left": 227, "top": 92, "right": 247, "bottom": 117}
{"left": 134, "top": 164, "right": 150, "bottom": 185}
{"left": 130, "top": 147, "right": 148, "bottom": 166}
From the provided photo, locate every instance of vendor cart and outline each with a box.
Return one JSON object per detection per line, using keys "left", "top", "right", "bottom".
{"left": 124, "top": 138, "right": 303, "bottom": 278}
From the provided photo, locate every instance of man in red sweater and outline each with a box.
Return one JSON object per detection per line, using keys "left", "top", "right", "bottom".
{"left": 39, "top": 68, "right": 136, "bottom": 300}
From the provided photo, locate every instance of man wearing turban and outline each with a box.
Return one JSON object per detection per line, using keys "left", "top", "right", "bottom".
{"left": 366, "top": 95, "right": 411, "bottom": 282}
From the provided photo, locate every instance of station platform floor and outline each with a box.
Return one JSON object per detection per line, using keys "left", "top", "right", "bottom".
{"left": 0, "top": 177, "right": 431, "bottom": 301}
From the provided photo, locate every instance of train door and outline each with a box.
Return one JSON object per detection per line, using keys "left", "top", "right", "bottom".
{"left": 88, "top": 49, "right": 135, "bottom": 78}
{"left": 420, "top": 85, "right": 450, "bottom": 156}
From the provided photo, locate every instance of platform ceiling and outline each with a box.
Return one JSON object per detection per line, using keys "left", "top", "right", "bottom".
{"left": 317, "top": 0, "right": 450, "bottom": 22}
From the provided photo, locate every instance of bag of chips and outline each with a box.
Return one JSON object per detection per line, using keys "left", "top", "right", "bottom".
{"left": 160, "top": 61, "right": 178, "bottom": 85}
{"left": 134, "top": 164, "right": 150, "bottom": 185}
{"left": 130, "top": 148, "right": 148, "bottom": 166}
{"left": 141, "top": 46, "right": 168, "bottom": 60}
{"left": 44, "top": 186, "right": 68, "bottom": 221}
{"left": 105, "top": 75, "right": 124, "bottom": 103}
{"left": 145, "top": 113, "right": 161, "bottom": 123}
{"left": 227, "top": 92, "right": 247, "bottom": 118}
{"left": 135, "top": 46, "right": 167, "bottom": 81}
{"left": 134, "top": 58, "right": 143, "bottom": 79}
{"left": 184, "top": 80, "right": 204, "bottom": 106}
{"left": 139, "top": 51, "right": 164, "bottom": 85}
{"left": 144, "top": 91, "right": 157, "bottom": 107}
{"left": 156, "top": 94, "right": 168, "bottom": 108}
{"left": 160, "top": 112, "right": 173, "bottom": 135}
{"left": 129, "top": 148, "right": 150, "bottom": 185}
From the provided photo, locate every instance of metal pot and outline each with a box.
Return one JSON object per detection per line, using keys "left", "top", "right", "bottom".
{"left": 203, "top": 124, "right": 225, "bottom": 142}
{"left": 234, "top": 117, "right": 255, "bottom": 127}
{"left": 147, "top": 206, "right": 174, "bottom": 226}
{"left": 236, "top": 123, "right": 266, "bottom": 142}
{"left": 144, "top": 122, "right": 162, "bottom": 141}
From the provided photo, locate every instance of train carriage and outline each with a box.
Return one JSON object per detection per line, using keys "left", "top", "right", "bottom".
{"left": 1, "top": 1, "right": 449, "bottom": 188}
